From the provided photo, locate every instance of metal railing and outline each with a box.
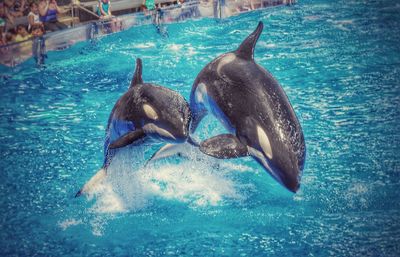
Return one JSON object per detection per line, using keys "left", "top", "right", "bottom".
{"left": 0, "top": 0, "right": 295, "bottom": 67}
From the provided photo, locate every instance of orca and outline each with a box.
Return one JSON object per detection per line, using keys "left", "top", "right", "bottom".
{"left": 189, "top": 22, "right": 306, "bottom": 192}
{"left": 75, "top": 58, "right": 191, "bottom": 197}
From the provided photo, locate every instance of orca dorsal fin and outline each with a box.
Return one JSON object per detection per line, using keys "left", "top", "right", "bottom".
{"left": 130, "top": 58, "right": 143, "bottom": 88}
{"left": 235, "top": 21, "right": 263, "bottom": 60}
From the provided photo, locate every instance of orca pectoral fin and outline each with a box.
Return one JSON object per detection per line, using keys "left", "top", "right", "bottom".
{"left": 199, "top": 134, "right": 249, "bottom": 159}
{"left": 75, "top": 168, "right": 106, "bottom": 197}
{"left": 109, "top": 129, "right": 145, "bottom": 149}
{"left": 145, "top": 143, "right": 196, "bottom": 166}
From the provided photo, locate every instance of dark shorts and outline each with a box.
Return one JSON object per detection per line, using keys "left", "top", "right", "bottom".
{"left": 44, "top": 20, "right": 67, "bottom": 32}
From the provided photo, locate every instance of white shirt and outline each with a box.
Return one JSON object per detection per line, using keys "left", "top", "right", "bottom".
{"left": 28, "top": 11, "right": 40, "bottom": 30}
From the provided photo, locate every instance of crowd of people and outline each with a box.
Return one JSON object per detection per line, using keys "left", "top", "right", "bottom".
{"left": 0, "top": 0, "right": 196, "bottom": 48}
{"left": 0, "top": 0, "right": 123, "bottom": 47}
{"left": 0, "top": 0, "right": 68, "bottom": 46}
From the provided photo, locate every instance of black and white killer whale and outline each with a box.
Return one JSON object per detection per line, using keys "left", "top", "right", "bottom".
{"left": 75, "top": 58, "right": 192, "bottom": 197}
{"left": 190, "top": 21, "right": 306, "bottom": 192}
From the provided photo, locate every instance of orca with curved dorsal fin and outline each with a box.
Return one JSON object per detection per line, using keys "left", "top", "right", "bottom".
{"left": 189, "top": 21, "right": 306, "bottom": 193}
{"left": 75, "top": 58, "right": 191, "bottom": 197}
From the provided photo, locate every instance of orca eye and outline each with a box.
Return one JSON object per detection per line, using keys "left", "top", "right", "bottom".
{"left": 143, "top": 104, "right": 159, "bottom": 120}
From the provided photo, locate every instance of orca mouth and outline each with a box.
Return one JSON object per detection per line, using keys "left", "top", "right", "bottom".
{"left": 248, "top": 146, "right": 300, "bottom": 193}
{"left": 265, "top": 162, "right": 300, "bottom": 193}
{"left": 170, "top": 121, "right": 190, "bottom": 143}
{"left": 143, "top": 123, "right": 176, "bottom": 141}
{"left": 270, "top": 165, "right": 301, "bottom": 193}
{"left": 144, "top": 122, "right": 191, "bottom": 144}
{"left": 169, "top": 131, "right": 189, "bottom": 143}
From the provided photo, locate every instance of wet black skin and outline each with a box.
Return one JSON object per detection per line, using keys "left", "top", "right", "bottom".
{"left": 190, "top": 22, "right": 306, "bottom": 192}
{"left": 75, "top": 58, "right": 192, "bottom": 198}
{"left": 109, "top": 83, "right": 191, "bottom": 143}
{"left": 103, "top": 58, "right": 192, "bottom": 166}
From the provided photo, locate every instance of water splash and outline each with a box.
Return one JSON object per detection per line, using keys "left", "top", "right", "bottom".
{"left": 83, "top": 145, "right": 247, "bottom": 213}
{"left": 58, "top": 219, "right": 82, "bottom": 231}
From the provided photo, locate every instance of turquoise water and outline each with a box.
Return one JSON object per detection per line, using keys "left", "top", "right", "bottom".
{"left": 1, "top": 0, "right": 400, "bottom": 256}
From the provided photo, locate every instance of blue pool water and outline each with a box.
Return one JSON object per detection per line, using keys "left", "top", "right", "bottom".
{"left": 1, "top": 0, "right": 400, "bottom": 256}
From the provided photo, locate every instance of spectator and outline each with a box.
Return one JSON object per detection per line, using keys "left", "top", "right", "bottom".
{"left": 0, "top": 23, "right": 8, "bottom": 55}
{"left": 97, "top": 0, "right": 112, "bottom": 19}
{"left": 15, "top": 24, "right": 31, "bottom": 42}
{"left": 0, "top": 21, "right": 6, "bottom": 46}
{"left": 28, "top": 2, "right": 43, "bottom": 32}
{"left": 21, "top": 0, "right": 31, "bottom": 16}
{"left": 31, "top": 23, "right": 45, "bottom": 37}
{"left": 5, "top": 28, "right": 17, "bottom": 43}
{"left": 4, "top": 0, "right": 26, "bottom": 18}
{"left": 0, "top": 2, "right": 15, "bottom": 28}
{"left": 97, "top": 0, "right": 120, "bottom": 32}
{"left": 38, "top": 0, "right": 67, "bottom": 31}
{"left": 141, "top": 0, "right": 156, "bottom": 12}
{"left": 0, "top": 14, "right": 6, "bottom": 32}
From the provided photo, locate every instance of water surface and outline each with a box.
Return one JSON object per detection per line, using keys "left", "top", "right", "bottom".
{"left": 1, "top": 0, "right": 400, "bottom": 256}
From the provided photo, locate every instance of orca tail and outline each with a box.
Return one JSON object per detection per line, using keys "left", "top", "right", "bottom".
{"left": 235, "top": 21, "right": 263, "bottom": 60}
{"left": 75, "top": 168, "right": 107, "bottom": 198}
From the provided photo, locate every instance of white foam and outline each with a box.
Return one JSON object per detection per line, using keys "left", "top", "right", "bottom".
{"left": 329, "top": 19, "right": 355, "bottom": 31}
{"left": 84, "top": 146, "right": 247, "bottom": 213}
{"left": 90, "top": 216, "right": 107, "bottom": 236}
{"left": 133, "top": 42, "right": 156, "bottom": 49}
{"left": 258, "top": 42, "right": 276, "bottom": 49}
{"left": 88, "top": 181, "right": 126, "bottom": 213}
{"left": 86, "top": 147, "right": 149, "bottom": 213}
{"left": 218, "top": 162, "right": 252, "bottom": 173}
{"left": 187, "top": 46, "right": 197, "bottom": 56}
{"left": 333, "top": 19, "right": 355, "bottom": 25}
{"left": 145, "top": 162, "right": 242, "bottom": 207}
{"left": 58, "top": 219, "right": 82, "bottom": 230}
{"left": 168, "top": 44, "right": 183, "bottom": 52}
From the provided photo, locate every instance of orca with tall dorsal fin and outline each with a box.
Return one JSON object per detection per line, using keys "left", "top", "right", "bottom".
{"left": 189, "top": 21, "right": 306, "bottom": 192}
{"left": 75, "top": 58, "right": 191, "bottom": 197}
